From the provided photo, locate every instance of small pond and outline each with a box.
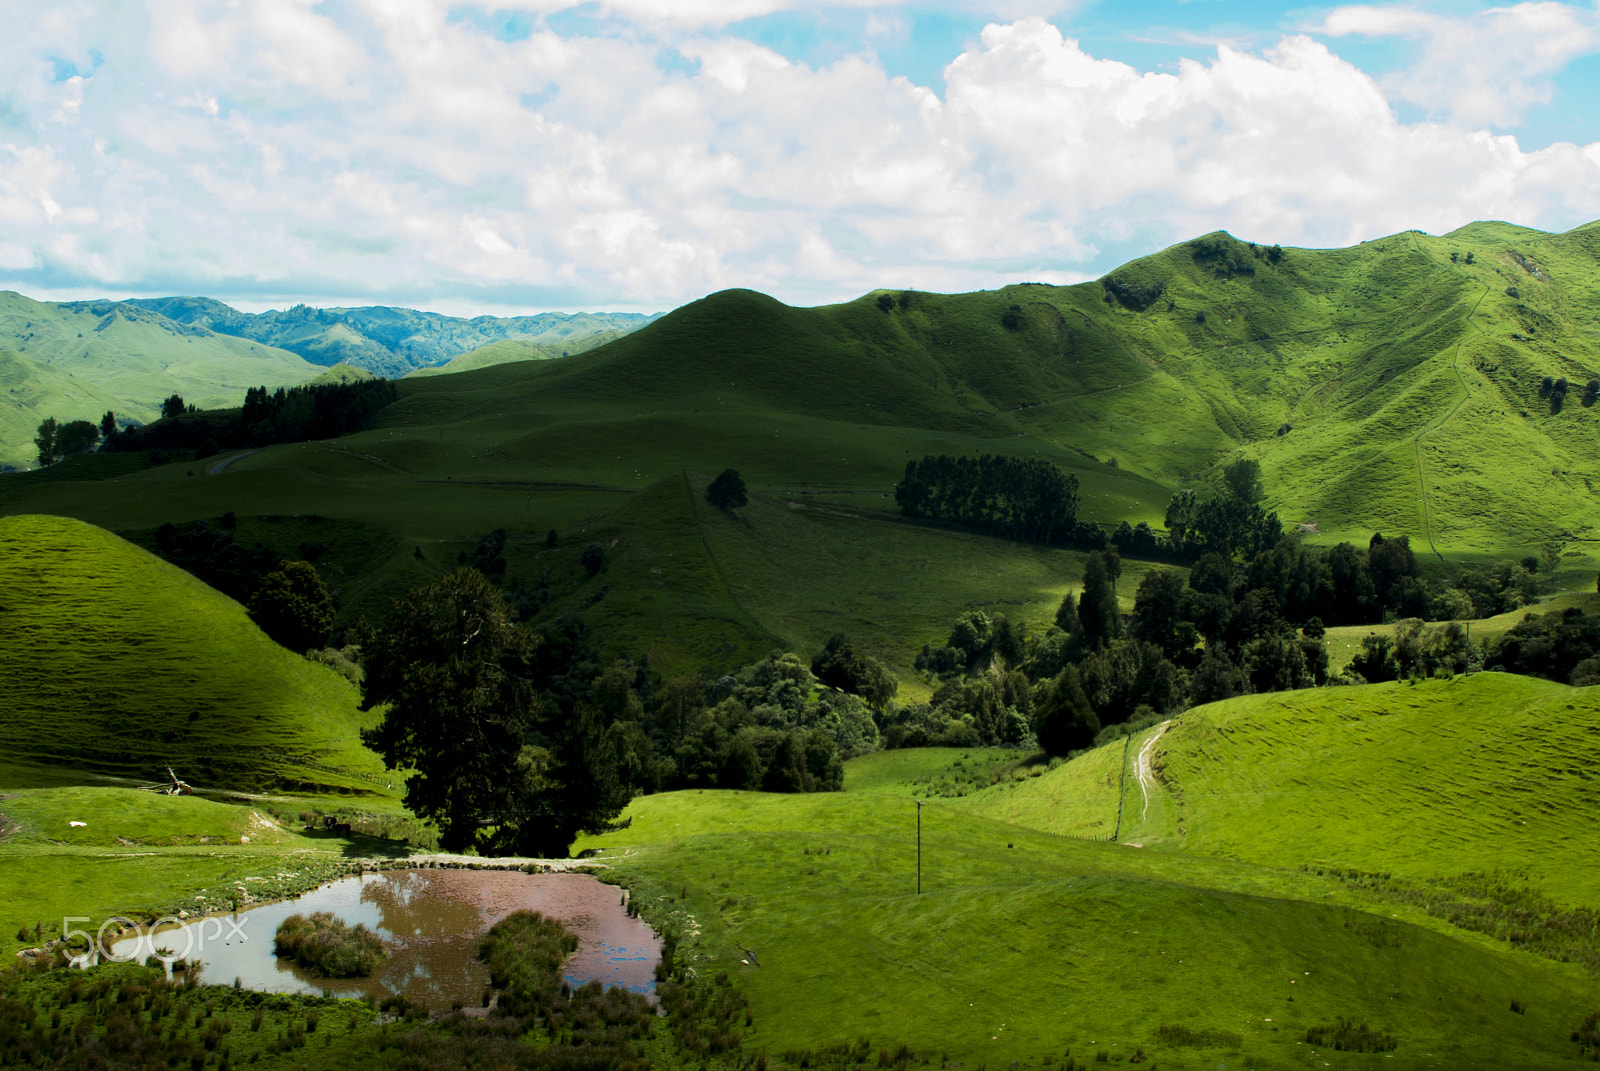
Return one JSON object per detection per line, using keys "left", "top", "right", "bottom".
{"left": 108, "top": 870, "right": 660, "bottom": 1009}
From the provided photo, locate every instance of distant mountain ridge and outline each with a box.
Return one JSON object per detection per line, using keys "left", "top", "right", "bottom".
{"left": 0, "top": 291, "right": 660, "bottom": 467}
{"left": 125, "top": 297, "right": 661, "bottom": 378}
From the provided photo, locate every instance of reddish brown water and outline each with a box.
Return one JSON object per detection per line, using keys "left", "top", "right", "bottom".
{"left": 108, "top": 870, "right": 659, "bottom": 1008}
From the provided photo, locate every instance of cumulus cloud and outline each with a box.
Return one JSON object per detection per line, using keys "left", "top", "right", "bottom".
{"left": 0, "top": 3, "right": 1597, "bottom": 313}
{"left": 1319, "top": 1, "right": 1600, "bottom": 127}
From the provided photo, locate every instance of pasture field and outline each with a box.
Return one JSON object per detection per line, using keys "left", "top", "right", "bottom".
{"left": 0, "top": 514, "right": 391, "bottom": 794}
{"left": 575, "top": 734, "right": 1600, "bottom": 1070}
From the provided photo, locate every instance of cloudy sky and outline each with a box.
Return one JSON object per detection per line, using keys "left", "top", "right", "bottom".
{"left": 3, "top": 0, "right": 1600, "bottom": 315}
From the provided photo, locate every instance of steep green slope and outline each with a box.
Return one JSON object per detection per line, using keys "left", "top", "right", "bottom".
{"left": 378, "top": 220, "right": 1599, "bottom": 559}
{"left": 0, "top": 292, "right": 324, "bottom": 468}
{"left": 0, "top": 514, "right": 388, "bottom": 793}
{"left": 961, "top": 673, "right": 1600, "bottom": 905}
{"left": 0, "top": 348, "right": 118, "bottom": 470}
{"left": 576, "top": 758, "right": 1598, "bottom": 1069}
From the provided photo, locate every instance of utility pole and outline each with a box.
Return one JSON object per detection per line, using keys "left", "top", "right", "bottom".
{"left": 915, "top": 799, "right": 924, "bottom": 894}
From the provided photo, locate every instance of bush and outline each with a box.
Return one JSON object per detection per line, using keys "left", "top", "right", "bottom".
{"left": 1303, "top": 1018, "right": 1397, "bottom": 1053}
{"left": 273, "top": 912, "right": 387, "bottom": 977}
{"left": 479, "top": 910, "right": 577, "bottom": 1019}
{"left": 1154, "top": 1024, "right": 1241, "bottom": 1048}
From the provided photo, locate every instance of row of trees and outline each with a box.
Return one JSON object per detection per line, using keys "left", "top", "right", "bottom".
{"left": 895, "top": 454, "right": 1092, "bottom": 544}
{"left": 108, "top": 379, "right": 397, "bottom": 455}
{"left": 33, "top": 412, "right": 118, "bottom": 466}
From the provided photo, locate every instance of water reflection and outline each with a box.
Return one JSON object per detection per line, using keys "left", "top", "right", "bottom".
{"left": 107, "top": 870, "right": 660, "bottom": 1009}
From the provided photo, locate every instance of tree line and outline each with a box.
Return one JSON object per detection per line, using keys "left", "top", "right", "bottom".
{"left": 895, "top": 453, "right": 1097, "bottom": 545}
{"left": 107, "top": 380, "right": 397, "bottom": 456}
{"left": 28, "top": 379, "right": 396, "bottom": 468}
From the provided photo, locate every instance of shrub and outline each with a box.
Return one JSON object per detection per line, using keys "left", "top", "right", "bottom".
{"left": 479, "top": 910, "right": 578, "bottom": 1019}
{"left": 1155, "top": 1024, "right": 1242, "bottom": 1048}
{"left": 1303, "top": 1018, "right": 1397, "bottom": 1053}
{"left": 273, "top": 912, "right": 388, "bottom": 978}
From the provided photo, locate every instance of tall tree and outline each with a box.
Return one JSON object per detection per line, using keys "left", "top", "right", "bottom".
{"left": 1077, "top": 552, "right": 1122, "bottom": 650}
{"left": 1222, "top": 458, "right": 1263, "bottom": 503}
{"left": 248, "top": 560, "right": 334, "bottom": 652}
{"left": 1032, "top": 665, "right": 1098, "bottom": 755}
{"left": 361, "top": 568, "right": 629, "bottom": 857}
{"left": 707, "top": 469, "right": 748, "bottom": 509}
{"left": 33, "top": 418, "right": 57, "bottom": 466}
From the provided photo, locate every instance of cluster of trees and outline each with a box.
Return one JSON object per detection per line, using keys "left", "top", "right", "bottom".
{"left": 108, "top": 379, "right": 397, "bottom": 456}
{"left": 33, "top": 412, "right": 119, "bottom": 466}
{"left": 901, "top": 520, "right": 1560, "bottom": 756}
{"left": 895, "top": 454, "right": 1092, "bottom": 544}
{"left": 358, "top": 570, "right": 881, "bottom": 856}
{"left": 905, "top": 543, "right": 1331, "bottom": 755}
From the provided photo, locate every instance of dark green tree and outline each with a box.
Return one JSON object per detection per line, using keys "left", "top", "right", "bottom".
{"left": 55, "top": 419, "right": 99, "bottom": 457}
{"left": 99, "top": 410, "right": 117, "bottom": 439}
{"left": 361, "top": 568, "right": 629, "bottom": 856}
{"left": 1222, "top": 458, "right": 1262, "bottom": 503}
{"left": 33, "top": 417, "right": 57, "bottom": 466}
{"left": 1077, "top": 552, "right": 1122, "bottom": 650}
{"left": 707, "top": 469, "right": 748, "bottom": 509}
{"left": 161, "top": 394, "right": 186, "bottom": 420}
{"left": 1053, "top": 591, "right": 1080, "bottom": 635}
{"left": 811, "top": 633, "right": 898, "bottom": 711}
{"left": 247, "top": 560, "right": 334, "bottom": 652}
{"left": 1129, "top": 569, "right": 1195, "bottom": 660}
{"left": 1032, "top": 665, "right": 1098, "bottom": 755}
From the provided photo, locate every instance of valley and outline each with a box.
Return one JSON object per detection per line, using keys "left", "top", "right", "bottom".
{"left": 2, "top": 221, "right": 1599, "bottom": 1069}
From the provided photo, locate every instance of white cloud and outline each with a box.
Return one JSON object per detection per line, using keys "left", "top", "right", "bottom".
{"left": 0, "top": 3, "right": 1596, "bottom": 314}
{"left": 1319, "top": 2, "right": 1600, "bottom": 127}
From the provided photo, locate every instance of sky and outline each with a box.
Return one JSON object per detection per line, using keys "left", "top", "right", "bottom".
{"left": 3, "top": 1, "right": 1600, "bottom": 316}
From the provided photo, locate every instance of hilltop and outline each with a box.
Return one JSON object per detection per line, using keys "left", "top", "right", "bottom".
{"left": 3, "top": 220, "right": 1598, "bottom": 676}
{"left": 0, "top": 514, "right": 388, "bottom": 793}
{"left": 382, "top": 220, "right": 1600, "bottom": 556}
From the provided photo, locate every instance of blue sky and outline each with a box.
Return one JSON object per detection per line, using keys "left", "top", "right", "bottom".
{"left": 2, "top": 0, "right": 1599, "bottom": 314}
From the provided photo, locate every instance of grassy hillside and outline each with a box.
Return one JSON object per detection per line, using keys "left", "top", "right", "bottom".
{"left": 363, "top": 221, "right": 1600, "bottom": 569}
{"left": 4, "top": 220, "right": 1598, "bottom": 674}
{"left": 0, "top": 514, "right": 389, "bottom": 793}
{"left": 575, "top": 749, "right": 1600, "bottom": 1069}
{"left": 0, "top": 292, "right": 324, "bottom": 469}
{"left": 961, "top": 672, "right": 1600, "bottom": 905}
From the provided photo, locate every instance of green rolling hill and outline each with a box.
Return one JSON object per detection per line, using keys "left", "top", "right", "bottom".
{"left": 958, "top": 672, "right": 1600, "bottom": 904}
{"left": 0, "top": 292, "right": 325, "bottom": 469}
{"left": 0, "top": 513, "right": 389, "bottom": 794}
{"left": 3, "top": 220, "right": 1598, "bottom": 677}
{"left": 572, "top": 732, "right": 1600, "bottom": 1070}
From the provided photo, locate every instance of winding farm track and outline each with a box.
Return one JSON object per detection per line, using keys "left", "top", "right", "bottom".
{"left": 206, "top": 449, "right": 260, "bottom": 475}
{"left": 1135, "top": 722, "right": 1172, "bottom": 823}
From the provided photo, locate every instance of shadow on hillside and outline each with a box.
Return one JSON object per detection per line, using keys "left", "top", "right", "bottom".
{"left": 298, "top": 826, "right": 419, "bottom": 859}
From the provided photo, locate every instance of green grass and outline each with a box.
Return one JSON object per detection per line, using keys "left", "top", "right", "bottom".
{"left": 0, "top": 514, "right": 392, "bottom": 794}
{"left": 577, "top": 756, "right": 1598, "bottom": 1069}
{"left": 979, "top": 672, "right": 1600, "bottom": 906}
{"left": 0, "top": 292, "right": 324, "bottom": 469}
{"left": 5, "top": 219, "right": 1600, "bottom": 676}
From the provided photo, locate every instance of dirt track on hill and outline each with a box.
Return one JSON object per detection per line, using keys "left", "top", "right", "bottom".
{"left": 1136, "top": 722, "right": 1171, "bottom": 823}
